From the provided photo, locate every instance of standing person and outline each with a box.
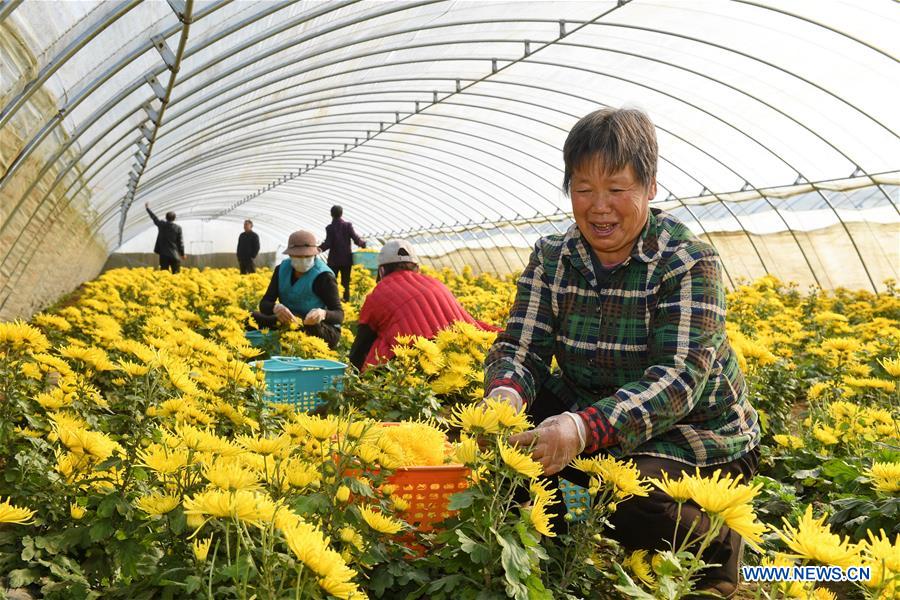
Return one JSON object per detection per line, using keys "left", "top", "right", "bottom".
{"left": 250, "top": 230, "right": 343, "bottom": 349}
{"left": 318, "top": 205, "right": 366, "bottom": 302}
{"left": 483, "top": 107, "right": 759, "bottom": 598}
{"left": 237, "top": 220, "right": 260, "bottom": 274}
{"left": 145, "top": 202, "right": 185, "bottom": 273}
{"left": 348, "top": 240, "right": 500, "bottom": 371}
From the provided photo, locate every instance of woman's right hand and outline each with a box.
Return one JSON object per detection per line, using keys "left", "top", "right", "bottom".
{"left": 273, "top": 303, "right": 295, "bottom": 325}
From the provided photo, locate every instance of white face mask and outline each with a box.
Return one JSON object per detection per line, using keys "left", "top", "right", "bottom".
{"left": 291, "top": 256, "right": 315, "bottom": 272}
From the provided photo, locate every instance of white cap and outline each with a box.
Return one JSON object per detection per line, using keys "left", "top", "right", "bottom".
{"left": 377, "top": 239, "right": 419, "bottom": 266}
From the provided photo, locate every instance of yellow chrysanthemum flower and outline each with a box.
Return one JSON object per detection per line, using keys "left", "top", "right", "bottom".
{"left": 867, "top": 461, "right": 900, "bottom": 494}
{"left": 778, "top": 506, "right": 860, "bottom": 568}
{"left": 773, "top": 434, "right": 805, "bottom": 450}
{"left": 235, "top": 434, "right": 291, "bottom": 456}
{"left": 808, "top": 423, "right": 838, "bottom": 446}
{"left": 70, "top": 503, "right": 86, "bottom": 520}
{"left": 498, "top": 440, "right": 543, "bottom": 478}
{"left": 858, "top": 529, "right": 899, "bottom": 589}
{"left": 295, "top": 414, "right": 340, "bottom": 441}
{"left": 118, "top": 360, "right": 150, "bottom": 377}
{"left": 650, "top": 471, "right": 693, "bottom": 503}
{"left": 484, "top": 398, "right": 531, "bottom": 432}
{"left": 183, "top": 489, "right": 281, "bottom": 527}
{"left": 358, "top": 506, "right": 405, "bottom": 535}
{"left": 137, "top": 445, "right": 190, "bottom": 475}
{"left": 594, "top": 457, "right": 650, "bottom": 500}
{"left": 623, "top": 549, "right": 655, "bottom": 586}
{"left": 0, "top": 498, "right": 36, "bottom": 524}
{"left": 203, "top": 461, "right": 262, "bottom": 491}
{"left": 807, "top": 382, "right": 833, "bottom": 401}
{"left": 193, "top": 536, "right": 213, "bottom": 562}
{"left": 878, "top": 356, "right": 900, "bottom": 378}
{"left": 335, "top": 486, "right": 351, "bottom": 503}
{"left": 454, "top": 435, "right": 479, "bottom": 466}
{"left": 0, "top": 321, "right": 51, "bottom": 354}
{"left": 821, "top": 337, "right": 862, "bottom": 355}
{"left": 528, "top": 495, "right": 556, "bottom": 538}
{"left": 136, "top": 493, "right": 181, "bottom": 516}
{"left": 282, "top": 517, "right": 359, "bottom": 598}
{"left": 380, "top": 421, "right": 448, "bottom": 467}
{"left": 448, "top": 403, "right": 500, "bottom": 435}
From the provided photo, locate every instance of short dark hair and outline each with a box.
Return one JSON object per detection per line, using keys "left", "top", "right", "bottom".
{"left": 562, "top": 107, "right": 658, "bottom": 194}
{"left": 330, "top": 205, "right": 343, "bottom": 219}
{"left": 244, "top": 219, "right": 253, "bottom": 227}
{"left": 381, "top": 262, "right": 418, "bottom": 276}
{"left": 165, "top": 211, "right": 176, "bottom": 222}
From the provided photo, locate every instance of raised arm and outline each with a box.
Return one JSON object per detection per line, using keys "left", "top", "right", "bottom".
{"left": 145, "top": 203, "right": 161, "bottom": 226}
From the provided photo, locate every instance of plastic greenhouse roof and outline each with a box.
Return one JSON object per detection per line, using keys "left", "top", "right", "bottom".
{"left": 1, "top": 0, "right": 898, "bottom": 258}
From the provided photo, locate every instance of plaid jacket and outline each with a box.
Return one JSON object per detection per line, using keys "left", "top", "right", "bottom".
{"left": 485, "top": 209, "right": 759, "bottom": 466}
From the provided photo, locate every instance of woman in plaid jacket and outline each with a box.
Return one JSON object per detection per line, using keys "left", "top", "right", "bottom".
{"left": 484, "top": 108, "right": 760, "bottom": 598}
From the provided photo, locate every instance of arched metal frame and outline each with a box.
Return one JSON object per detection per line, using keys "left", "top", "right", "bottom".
{"left": 1, "top": 0, "right": 897, "bottom": 310}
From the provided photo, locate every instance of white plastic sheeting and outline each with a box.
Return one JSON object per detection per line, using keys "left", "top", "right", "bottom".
{"left": 1, "top": 0, "right": 898, "bottom": 287}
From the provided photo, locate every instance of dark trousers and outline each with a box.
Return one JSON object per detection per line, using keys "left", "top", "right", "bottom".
{"left": 526, "top": 383, "right": 759, "bottom": 588}
{"left": 239, "top": 258, "right": 256, "bottom": 274}
{"left": 331, "top": 264, "right": 352, "bottom": 301}
{"left": 159, "top": 255, "right": 181, "bottom": 273}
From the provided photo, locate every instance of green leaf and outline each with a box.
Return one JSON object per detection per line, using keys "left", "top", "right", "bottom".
{"left": 447, "top": 489, "right": 476, "bottom": 511}
{"left": 456, "top": 530, "right": 490, "bottom": 564}
{"left": 348, "top": 476, "right": 374, "bottom": 498}
{"left": 792, "top": 468, "right": 820, "bottom": 481}
{"left": 427, "top": 573, "right": 466, "bottom": 594}
{"left": 20, "top": 535, "right": 35, "bottom": 561}
{"left": 524, "top": 574, "right": 552, "bottom": 600}
{"left": 821, "top": 459, "right": 861, "bottom": 486}
{"left": 88, "top": 520, "right": 114, "bottom": 543}
{"left": 496, "top": 531, "right": 531, "bottom": 598}
{"left": 184, "top": 575, "right": 201, "bottom": 594}
{"left": 612, "top": 563, "right": 656, "bottom": 600}
{"left": 169, "top": 507, "right": 186, "bottom": 535}
{"left": 8, "top": 567, "right": 39, "bottom": 587}
{"left": 97, "top": 493, "right": 119, "bottom": 518}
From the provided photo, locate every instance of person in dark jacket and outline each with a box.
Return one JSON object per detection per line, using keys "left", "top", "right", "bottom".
{"left": 236, "top": 220, "right": 260, "bottom": 274}
{"left": 318, "top": 205, "right": 366, "bottom": 302}
{"left": 145, "top": 202, "right": 185, "bottom": 273}
{"left": 251, "top": 230, "right": 343, "bottom": 349}
{"left": 348, "top": 240, "right": 499, "bottom": 371}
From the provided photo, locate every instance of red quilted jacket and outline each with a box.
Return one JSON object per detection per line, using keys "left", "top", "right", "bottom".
{"left": 358, "top": 270, "right": 499, "bottom": 369}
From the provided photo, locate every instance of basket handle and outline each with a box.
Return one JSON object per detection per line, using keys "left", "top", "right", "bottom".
{"left": 270, "top": 356, "right": 306, "bottom": 369}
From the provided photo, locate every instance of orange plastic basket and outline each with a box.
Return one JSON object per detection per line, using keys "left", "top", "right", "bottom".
{"left": 387, "top": 464, "right": 470, "bottom": 532}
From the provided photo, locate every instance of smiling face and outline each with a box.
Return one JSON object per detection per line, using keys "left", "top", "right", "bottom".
{"left": 570, "top": 158, "right": 656, "bottom": 267}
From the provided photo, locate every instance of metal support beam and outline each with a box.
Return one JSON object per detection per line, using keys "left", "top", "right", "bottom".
{"left": 152, "top": 35, "right": 178, "bottom": 71}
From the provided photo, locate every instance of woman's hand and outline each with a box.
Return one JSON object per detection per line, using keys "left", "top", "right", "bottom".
{"left": 273, "top": 303, "right": 295, "bottom": 325}
{"left": 508, "top": 413, "right": 586, "bottom": 475}
{"left": 303, "top": 308, "right": 326, "bottom": 326}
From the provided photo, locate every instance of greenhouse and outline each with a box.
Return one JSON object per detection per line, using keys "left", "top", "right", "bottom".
{"left": 0, "top": 0, "right": 898, "bottom": 598}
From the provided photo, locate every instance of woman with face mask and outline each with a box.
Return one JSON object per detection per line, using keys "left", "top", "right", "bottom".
{"left": 251, "top": 230, "right": 343, "bottom": 349}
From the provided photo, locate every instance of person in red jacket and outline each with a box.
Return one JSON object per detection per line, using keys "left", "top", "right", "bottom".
{"left": 348, "top": 240, "right": 498, "bottom": 371}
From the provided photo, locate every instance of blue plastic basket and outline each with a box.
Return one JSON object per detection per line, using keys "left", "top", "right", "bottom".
{"left": 559, "top": 478, "right": 591, "bottom": 522}
{"left": 352, "top": 251, "right": 380, "bottom": 272}
{"left": 260, "top": 356, "right": 347, "bottom": 412}
{"left": 245, "top": 329, "right": 280, "bottom": 350}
